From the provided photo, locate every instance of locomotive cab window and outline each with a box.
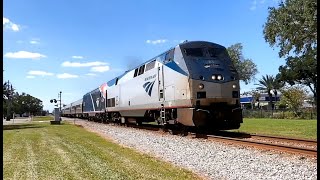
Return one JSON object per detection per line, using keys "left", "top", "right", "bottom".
{"left": 138, "top": 65, "right": 145, "bottom": 75}
{"left": 145, "top": 60, "right": 155, "bottom": 72}
{"left": 134, "top": 68, "right": 139, "bottom": 77}
{"left": 164, "top": 49, "right": 174, "bottom": 63}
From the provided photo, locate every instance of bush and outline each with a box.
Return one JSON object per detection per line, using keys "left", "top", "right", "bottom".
{"left": 242, "top": 109, "right": 316, "bottom": 119}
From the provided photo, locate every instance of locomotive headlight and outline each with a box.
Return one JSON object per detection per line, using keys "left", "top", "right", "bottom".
{"left": 198, "top": 83, "right": 204, "bottom": 89}
{"left": 217, "top": 75, "right": 223, "bottom": 80}
{"left": 211, "top": 75, "right": 216, "bottom": 80}
{"left": 232, "top": 84, "right": 237, "bottom": 89}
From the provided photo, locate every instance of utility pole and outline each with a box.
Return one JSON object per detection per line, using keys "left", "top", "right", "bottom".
{"left": 58, "top": 91, "right": 62, "bottom": 114}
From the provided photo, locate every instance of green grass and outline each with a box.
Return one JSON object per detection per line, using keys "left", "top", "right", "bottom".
{"left": 3, "top": 122, "right": 201, "bottom": 180}
{"left": 229, "top": 118, "right": 317, "bottom": 140}
{"left": 32, "top": 116, "right": 54, "bottom": 121}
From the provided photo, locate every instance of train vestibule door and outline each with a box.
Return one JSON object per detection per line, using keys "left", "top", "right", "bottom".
{"left": 157, "top": 63, "right": 165, "bottom": 102}
{"left": 104, "top": 90, "right": 107, "bottom": 109}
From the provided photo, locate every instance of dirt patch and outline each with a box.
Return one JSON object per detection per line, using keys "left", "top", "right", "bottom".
{"left": 75, "top": 124, "right": 84, "bottom": 128}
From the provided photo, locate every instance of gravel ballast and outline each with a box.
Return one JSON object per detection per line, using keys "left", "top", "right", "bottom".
{"left": 67, "top": 119, "right": 317, "bottom": 180}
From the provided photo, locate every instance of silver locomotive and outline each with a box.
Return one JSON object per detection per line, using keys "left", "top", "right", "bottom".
{"left": 62, "top": 41, "right": 243, "bottom": 131}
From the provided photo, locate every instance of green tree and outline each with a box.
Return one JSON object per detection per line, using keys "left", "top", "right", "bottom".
{"left": 279, "top": 85, "right": 308, "bottom": 117}
{"left": 278, "top": 56, "right": 317, "bottom": 104}
{"left": 272, "top": 74, "right": 285, "bottom": 107}
{"left": 11, "top": 92, "right": 43, "bottom": 116}
{"left": 3, "top": 83, "right": 8, "bottom": 100}
{"left": 263, "top": 0, "right": 317, "bottom": 104}
{"left": 3, "top": 82, "right": 15, "bottom": 118}
{"left": 227, "top": 43, "right": 258, "bottom": 84}
{"left": 3, "top": 82, "right": 14, "bottom": 100}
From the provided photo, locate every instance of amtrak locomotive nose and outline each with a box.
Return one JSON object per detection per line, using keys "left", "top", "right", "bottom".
{"left": 176, "top": 41, "right": 242, "bottom": 129}
{"left": 180, "top": 41, "right": 240, "bottom": 100}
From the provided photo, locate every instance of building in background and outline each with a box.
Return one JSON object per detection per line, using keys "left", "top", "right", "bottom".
{"left": 240, "top": 93, "right": 281, "bottom": 109}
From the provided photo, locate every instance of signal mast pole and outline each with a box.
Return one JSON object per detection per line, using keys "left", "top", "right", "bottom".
{"left": 58, "top": 91, "right": 62, "bottom": 114}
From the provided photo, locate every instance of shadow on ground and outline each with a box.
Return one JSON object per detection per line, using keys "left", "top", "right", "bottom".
{"left": 210, "top": 131, "right": 252, "bottom": 138}
{"left": 3, "top": 123, "right": 45, "bottom": 131}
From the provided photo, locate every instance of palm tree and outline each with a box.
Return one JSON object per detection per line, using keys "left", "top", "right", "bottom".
{"left": 272, "top": 75, "right": 285, "bottom": 109}
{"left": 255, "top": 75, "right": 275, "bottom": 110}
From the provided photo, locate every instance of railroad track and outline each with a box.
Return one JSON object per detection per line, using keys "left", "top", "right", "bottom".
{"left": 201, "top": 134, "right": 317, "bottom": 157}
{"left": 248, "top": 134, "right": 317, "bottom": 147}
{"left": 63, "top": 118, "right": 317, "bottom": 157}
{"left": 127, "top": 124, "right": 317, "bottom": 157}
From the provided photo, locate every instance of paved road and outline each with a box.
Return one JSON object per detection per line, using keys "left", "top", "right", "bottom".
{"left": 3, "top": 117, "right": 32, "bottom": 125}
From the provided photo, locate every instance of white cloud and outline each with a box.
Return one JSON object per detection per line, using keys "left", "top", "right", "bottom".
{"left": 11, "top": 24, "right": 19, "bottom": 31}
{"left": 57, "top": 73, "right": 79, "bottom": 79}
{"left": 4, "top": 51, "right": 46, "bottom": 59}
{"left": 3, "top": 17, "right": 20, "bottom": 31}
{"left": 26, "top": 75, "right": 35, "bottom": 79}
{"left": 61, "top": 61, "right": 107, "bottom": 67}
{"left": 146, "top": 39, "right": 168, "bottom": 45}
{"left": 3, "top": 17, "right": 9, "bottom": 25}
{"left": 85, "top": 73, "right": 97, "bottom": 76}
{"left": 28, "top": 70, "right": 54, "bottom": 76}
{"left": 30, "top": 40, "right": 39, "bottom": 44}
{"left": 90, "top": 66, "right": 110, "bottom": 72}
{"left": 72, "top": 56, "right": 83, "bottom": 59}
{"left": 250, "top": 0, "right": 257, "bottom": 10}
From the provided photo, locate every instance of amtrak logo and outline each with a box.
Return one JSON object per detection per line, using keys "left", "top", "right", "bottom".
{"left": 143, "top": 80, "right": 155, "bottom": 96}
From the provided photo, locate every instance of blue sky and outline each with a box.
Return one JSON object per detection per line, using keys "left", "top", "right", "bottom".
{"left": 3, "top": 0, "right": 285, "bottom": 111}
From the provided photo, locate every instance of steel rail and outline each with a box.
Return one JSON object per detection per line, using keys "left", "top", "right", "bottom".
{"left": 206, "top": 134, "right": 317, "bottom": 156}
{"left": 249, "top": 134, "right": 317, "bottom": 143}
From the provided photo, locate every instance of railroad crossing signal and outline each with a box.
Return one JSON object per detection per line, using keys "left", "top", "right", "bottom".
{"left": 50, "top": 99, "right": 57, "bottom": 103}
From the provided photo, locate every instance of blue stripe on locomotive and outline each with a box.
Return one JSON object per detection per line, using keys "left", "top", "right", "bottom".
{"left": 107, "top": 72, "right": 127, "bottom": 87}
{"left": 164, "top": 61, "right": 188, "bottom": 76}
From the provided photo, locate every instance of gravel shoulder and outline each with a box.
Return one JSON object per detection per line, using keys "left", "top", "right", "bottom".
{"left": 64, "top": 118, "right": 317, "bottom": 180}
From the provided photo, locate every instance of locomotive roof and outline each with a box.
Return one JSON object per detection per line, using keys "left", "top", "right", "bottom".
{"left": 85, "top": 40, "right": 225, "bottom": 96}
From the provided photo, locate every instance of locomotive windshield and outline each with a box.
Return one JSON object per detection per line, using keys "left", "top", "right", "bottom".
{"left": 184, "top": 48, "right": 204, "bottom": 57}
{"left": 208, "top": 48, "right": 229, "bottom": 59}
{"left": 184, "top": 47, "right": 229, "bottom": 59}
{"left": 181, "top": 43, "right": 239, "bottom": 82}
